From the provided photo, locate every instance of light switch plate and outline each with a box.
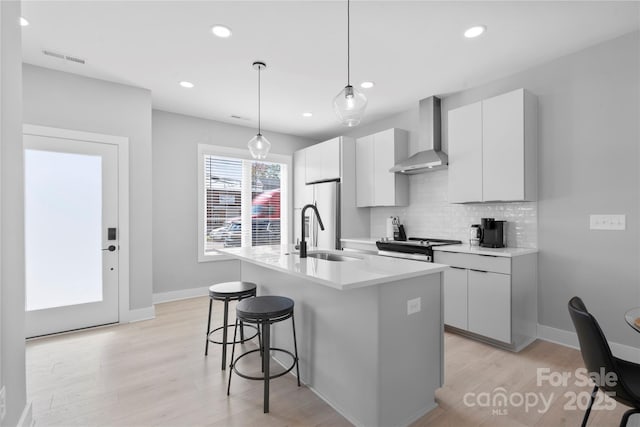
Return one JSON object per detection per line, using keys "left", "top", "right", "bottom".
{"left": 590, "top": 214, "right": 626, "bottom": 230}
{"left": 407, "top": 297, "right": 421, "bottom": 315}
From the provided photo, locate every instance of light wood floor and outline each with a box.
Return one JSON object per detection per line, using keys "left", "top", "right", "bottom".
{"left": 27, "top": 297, "right": 631, "bottom": 426}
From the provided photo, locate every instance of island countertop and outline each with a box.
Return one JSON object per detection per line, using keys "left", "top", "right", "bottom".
{"left": 217, "top": 244, "right": 448, "bottom": 290}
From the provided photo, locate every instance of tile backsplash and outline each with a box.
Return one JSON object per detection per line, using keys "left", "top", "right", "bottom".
{"left": 370, "top": 170, "right": 538, "bottom": 248}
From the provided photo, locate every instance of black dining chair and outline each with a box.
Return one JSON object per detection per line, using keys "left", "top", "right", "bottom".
{"left": 568, "top": 296, "right": 640, "bottom": 427}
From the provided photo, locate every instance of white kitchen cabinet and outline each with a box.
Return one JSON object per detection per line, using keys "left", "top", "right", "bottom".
{"left": 355, "top": 128, "right": 408, "bottom": 207}
{"left": 355, "top": 134, "right": 374, "bottom": 207}
{"left": 434, "top": 249, "right": 537, "bottom": 352}
{"left": 305, "top": 137, "right": 341, "bottom": 184}
{"left": 482, "top": 89, "right": 537, "bottom": 201}
{"left": 293, "top": 137, "right": 370, "bottom": 245}
{"left": 447, "top": 88, "right": 537, "bottom": 203}
{"left": 467, "top": 270, "right": 511, "bottom": 343}
{"left": 443, "top": 267, "right": 468, "bottom": 330}
{"left": 448, "top": 102, "right": 483, "bottom": 203}
{"left": 293, "top": 149, "right": 313, "bottom": 209}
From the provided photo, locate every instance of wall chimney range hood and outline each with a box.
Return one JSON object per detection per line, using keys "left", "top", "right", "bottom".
{"left": 389, "top": 96, "right": 448, "bottom": 174}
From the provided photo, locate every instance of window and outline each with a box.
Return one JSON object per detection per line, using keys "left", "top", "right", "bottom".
{"left": 198, "top": 145, "right": 290, "bottom": 261}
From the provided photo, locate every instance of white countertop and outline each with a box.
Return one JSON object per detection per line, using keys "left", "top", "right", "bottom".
{"left": 217, "top": 244, "right": 448, "bottom": 290}
{"left": 433, "top": 244, "right": 538, "bottom": 257}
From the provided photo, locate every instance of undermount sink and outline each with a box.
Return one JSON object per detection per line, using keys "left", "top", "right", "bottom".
{"left": 284, "top": 250, "right": 362, "bottom": 262}
{"left": 306, "top": 252, "right": 361, "bottom": 262}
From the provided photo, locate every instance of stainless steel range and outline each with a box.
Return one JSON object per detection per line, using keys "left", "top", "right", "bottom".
{"left": 376, "top": 237, "right": 462, "bottom": 262}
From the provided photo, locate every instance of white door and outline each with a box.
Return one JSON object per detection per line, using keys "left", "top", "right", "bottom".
{"left": 443, "top": 267, "right": 468, "bottom": 330}
{"left": 355, "top": 135, "right": 374, "bottom": 207}
{"left": 448, "top": 101, "right": 483, "bottom": 203}
{"left": 373, "top": 130, "right": 396, "bottom": 206}
{"left": 482, "top": 89, "right": 525, "bottom": 201}
{"left": 305, "top": 138, "right": 341, "bottom": 184}
{"left": 24, "top": 134, "right": 119, "bottom": 337}
{"left": 467, "top": 270, "right": 511, "bottom": 343}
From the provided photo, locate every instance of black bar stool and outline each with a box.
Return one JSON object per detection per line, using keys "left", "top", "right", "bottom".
{"left": 205, "top": 281, "right": 259, "bottom": 370}
{"left": 227, "top": 295, "right": 301, "bottom": 413}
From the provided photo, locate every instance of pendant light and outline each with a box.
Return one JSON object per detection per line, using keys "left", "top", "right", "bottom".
{"left": 333, "top": 0, "right": 367, "bottom": 127}
{"left": 248, "top": 61, "right": 271, "bottom": 159}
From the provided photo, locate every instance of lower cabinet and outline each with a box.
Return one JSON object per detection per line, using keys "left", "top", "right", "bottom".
{"left": 434, "top": 250, "right": 537, "bottom": 351}
{"left": 443, "top": 267, "right": 468, "bottom": 330}
{"left": 467, "top": 270, "right": 511, "bottom": 343}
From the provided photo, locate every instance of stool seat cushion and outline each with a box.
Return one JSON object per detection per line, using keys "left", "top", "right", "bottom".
{"left": 236, "top": 296, "right": 294, "bottom": 320}
{"left": 209, "top": 281, "right": 257, "bottom": 299}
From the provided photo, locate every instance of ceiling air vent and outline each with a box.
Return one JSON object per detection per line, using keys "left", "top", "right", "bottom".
{"left": 42, "top": 50, "right": 86, "bottom": 65}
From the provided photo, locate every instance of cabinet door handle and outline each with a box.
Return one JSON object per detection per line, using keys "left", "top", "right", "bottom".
{"left": 470, "top": 269, "right": 488, "bottom": 273}
{"left": 449, "top": 266, "right": 465, "bottom": 270}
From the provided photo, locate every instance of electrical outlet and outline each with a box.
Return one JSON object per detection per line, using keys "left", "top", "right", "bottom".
{"left": 590, "top": 214, "right": 626, "bottom": 230}
{"left": 407, "top": 297, "right": 421, "bottom": 315}
{"left": 0, "top": 385, "right": 7, "bottom": 422}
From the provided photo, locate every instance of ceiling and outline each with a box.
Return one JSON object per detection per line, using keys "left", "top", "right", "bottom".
{"left": 21, "top": 1, "right": 640, "bottom": 141}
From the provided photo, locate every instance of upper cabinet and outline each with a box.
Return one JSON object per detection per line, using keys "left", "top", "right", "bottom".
{"left": 356, "top": 128, "right": 409, "bottom": 207}
{"left": 293, "top": 149, "right": 313, "bottom": 209}
{"left": 293, "top": 136, "right": 370, "bottom": 241}
{"left": 305, "top": 137, "right": 341, "bottom": 184}
{"left": 448, "top": 88, "right": 537, "bottom": 203}
{"left": 448, "top": 102, "right": 483, "bottom": 203}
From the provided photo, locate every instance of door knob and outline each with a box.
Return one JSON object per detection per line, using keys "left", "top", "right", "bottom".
{"left": 102, "top": 245, "right": 117, "bottom": 252}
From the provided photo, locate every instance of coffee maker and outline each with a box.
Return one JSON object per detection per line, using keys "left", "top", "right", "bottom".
{"left": 480, "top": 218, "right": 505, "bottom": 248}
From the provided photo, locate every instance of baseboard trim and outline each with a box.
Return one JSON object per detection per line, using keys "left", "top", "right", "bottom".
{"left": 152, "top": 286, "right": 210, "bottom": 304}
{"left": 17, "top": 402, "right": 33, "bottom": 427}
{"left": 536, "top": 324, "right": 579, "bottom": 350}
{"left": 537, "top": 324, "right": 640, "bottom": 363}
{"left": 127, "top": 306, "right": 156, "bottom": 323}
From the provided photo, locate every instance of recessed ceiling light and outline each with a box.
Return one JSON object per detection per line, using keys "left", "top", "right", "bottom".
{"left": 464, "top": 25, "right": 486, "bottom": 38}
{"left": 302, "top": 112, "right": 313, "bottom": 118}
{"left": 360, "top": 81, "right": 375, "bottom": 89}
{"left": 179, "top": 81, "right": 194, "bottom": 88}
{"left": 211, "top": 25, "right": 232, "bottom": 38}
{"left": 20, "top": 17, "right": 29, "bottom": 26}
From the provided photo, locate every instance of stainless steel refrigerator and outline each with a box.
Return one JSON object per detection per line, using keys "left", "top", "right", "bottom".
{"left": 294, "top": 180, "right": 340, "bottom": 250}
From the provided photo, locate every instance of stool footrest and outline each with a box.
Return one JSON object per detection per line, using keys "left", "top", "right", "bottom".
{"left": 207, "top": 324, "right": 259, "bottom": 345}
{"left": 231, "top": 348, "right": 298, "bottom": 381}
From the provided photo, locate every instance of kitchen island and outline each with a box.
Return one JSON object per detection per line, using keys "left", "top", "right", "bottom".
{"left": 218, "top": 245, "right": 448, "bottom": 427}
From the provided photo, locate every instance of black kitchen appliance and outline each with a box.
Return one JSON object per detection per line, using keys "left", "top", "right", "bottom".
{"left": 480, "top": 218, "right": 505, "bottom": 248}
{"left": 376, "top": 237, "right": 462, "bottom": 262}
{"left": 395, "top": 224, "right": 407, "bottom": 241}
{"left": 390, "top": 217, "right": 407, "bottom": 241}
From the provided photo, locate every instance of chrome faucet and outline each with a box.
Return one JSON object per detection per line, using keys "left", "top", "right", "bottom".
{"left": 300, "top": 204, "right": 324, "bottom": 258}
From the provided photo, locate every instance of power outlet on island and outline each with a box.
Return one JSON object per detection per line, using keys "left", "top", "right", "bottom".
{"left": 590, "top": 214, "right": 626, "bottom": 231}
{"left": 0, "top": 385, "right": 6, "bottom": 422}
{"left": 407, "top": 297, "right": 421, "bottom": 315}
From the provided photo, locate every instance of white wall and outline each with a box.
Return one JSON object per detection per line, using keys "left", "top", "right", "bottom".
{"left": 340, "top": 31, "right": 639, "bottom": 349}
{"left": 1, "top": 1, "right": 27, "bottom": 425}
{"left": 22, "top": 64, "right": 154, "bottom": 312}
{"left": 151, "top": 110, "right": 317, "bottom": 297}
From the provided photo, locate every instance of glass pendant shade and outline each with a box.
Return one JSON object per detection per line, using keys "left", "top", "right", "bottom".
{"left": 248, "top": 61, "right": 270, "bottom": 159}
{"left": 333, "top": 85, "right": 367, "bottom": 127}
{"left": 248, "top": 133, "right": 271, "bottom": 159}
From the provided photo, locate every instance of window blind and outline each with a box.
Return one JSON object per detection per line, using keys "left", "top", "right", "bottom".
{"left": 204, "top": 155, "right": 282, "bottom": 253}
